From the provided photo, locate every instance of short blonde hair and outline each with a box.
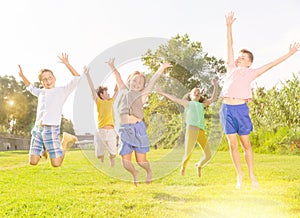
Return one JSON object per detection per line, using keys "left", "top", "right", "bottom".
{"left": 38, "top": 69, "right": 55, "bottom": 82}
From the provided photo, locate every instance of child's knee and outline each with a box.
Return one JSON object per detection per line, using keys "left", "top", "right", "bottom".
{"left": 51, "top": 162, "right": 62, "bottom": 167}
{"left": 29, "top": 160, "right": 39, "bottom": 166}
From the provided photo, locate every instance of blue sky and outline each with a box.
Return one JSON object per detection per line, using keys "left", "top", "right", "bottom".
{"left": 1, "top": 0, "right": 299, "bottom": 134}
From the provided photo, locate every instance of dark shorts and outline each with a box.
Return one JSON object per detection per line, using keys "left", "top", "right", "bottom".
{"left": 219, "top": 103, "right": 253, "bottom": 135}
{"left": 118, "top": 121, "right": 150, "bottom": 155}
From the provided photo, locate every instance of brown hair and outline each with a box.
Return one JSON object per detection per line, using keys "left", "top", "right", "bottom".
{"left": 96, "top": 86, "right": 108, "bottom": 99}
{"left": 240, "top": 49, "right": 254, "bottom": 63}
{"left": 182, "top": 88, "right": 206, "bottom": 103}
{"left": 38, "top": 69, "right": 55, "bottom": 82}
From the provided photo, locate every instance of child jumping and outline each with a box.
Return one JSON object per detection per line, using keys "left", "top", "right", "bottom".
{"left": 84, "top": 66, "right": 118, "bottom": 167}
{"left": 220, "top": 11, "right": 299, "bottom": 189}
{"left": 18, "top": 53, "right": 81, "bottom": 167}
{"left": 107, "top": 58, "right": 172, "bottom": 186}
{"left": 156, "top": 78, "right": 218, "bottom": 177}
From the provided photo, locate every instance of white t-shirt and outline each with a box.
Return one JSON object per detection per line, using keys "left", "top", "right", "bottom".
{"left": 27, "top": 76, "right": 81, "bottom": 126}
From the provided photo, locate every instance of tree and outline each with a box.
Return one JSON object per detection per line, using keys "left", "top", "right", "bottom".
{"left": 249, "top": 72, "right": 300, "bottom": 154}
{"left": 142, "top": 34, "right": 226, "bottom": 148}
{"left": 60, "top": 116, "right": 76, "bottom": 135}
{"left": 0, "top": 76, "right": 37, "bottom": 136}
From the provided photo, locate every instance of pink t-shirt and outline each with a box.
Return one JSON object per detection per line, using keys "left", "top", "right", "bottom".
{"left": 221, "top": 62, "right": 257, "bottom": 101}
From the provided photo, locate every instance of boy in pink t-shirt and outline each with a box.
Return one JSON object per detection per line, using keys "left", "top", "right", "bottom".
{"left": 220, "top": 11, "right": 299, "bottom": 189}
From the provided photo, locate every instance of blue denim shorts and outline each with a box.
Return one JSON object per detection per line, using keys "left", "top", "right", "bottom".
{"left": 30, "top": 125, "right": 63, "bottom": 158}
{"left": 219, "top": 103, "right": 253, "bottom": 135}
{"left": 118, "top": 121, "right": 150, "bottom": 155}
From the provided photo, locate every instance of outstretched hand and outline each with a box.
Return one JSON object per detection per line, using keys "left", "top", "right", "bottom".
{"left": 289, "top": 42, "right": 300, "bottom": 55}
{"left": 58, "top": 53, "right": 70, "bottom": 65}
{"left": 211, "top": 77, "right": 218, "bottom": 85}
{"left": 225, "top": 11, "right": 236, "bottom": 26}
{"left": 83, "top": 66, "right": 90, "bottom": 75}
{"left": 18, "top": 65, "right": 24, "bottom": 77}
{"left": 106, "top": 58, "right": 115, "bottom": 69}
{"left": 162, "top": 62, "right": 173, "bottom": 70}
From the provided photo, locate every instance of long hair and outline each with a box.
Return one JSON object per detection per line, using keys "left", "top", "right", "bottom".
{"left": 182, "top": 88, "right": 206, "bottom": 103}
{"left": 126, "top": 71, "right": 146, "bottom": 88}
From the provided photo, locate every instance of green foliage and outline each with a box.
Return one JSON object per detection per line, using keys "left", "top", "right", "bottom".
{"left": 0, "top": 76, "right": 37, "bottom": 136}
{"left": 142, "top": 34, "right": 225, "bottom": 148}
{"left": 249, "top": 73, "right": 300, "bottom": 154}
{"left": 61, "top": 116, "right": 76, "bottom": 135}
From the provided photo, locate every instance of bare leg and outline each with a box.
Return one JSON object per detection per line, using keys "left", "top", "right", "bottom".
{"left": 109, "top": 154, "right": 116, "bottom": 167}
{"left": 50, "top": 132, "right": 78, "bottom": 167}
{"left": 226, "top": 134, "right": 244, "bottom": 189}
{"left": 135, "top": 152, "right": 152, "bottom": 184}
{"left": 121, "top": 153, "right": 139, "bottom": 186}
{"left": 240, "top": 135, "right": 259, "bottom": 189}
{"left": 29, "top": 154, "right": 41, "bottom": 165}
{"left": 97, "top": 155, "right": 104, "bottom": 163}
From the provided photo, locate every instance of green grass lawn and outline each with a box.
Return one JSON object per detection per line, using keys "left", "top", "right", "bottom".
{"left": 0, "top": 149, "right": 299, "bottom": 218}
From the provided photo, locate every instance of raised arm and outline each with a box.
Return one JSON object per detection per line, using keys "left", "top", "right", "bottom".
{"left": 203, "top": 78, "right": 219, "bottom": 107}
{"left": 18, "top": 65, "right": 30, "bottom": 87}
{"left": 58, "top": 53, "right": 80, "bottom": 76}
{"left": 143, "top": 62, "right": 173, "bottom": 94}
{"left": 112, "top": 84, "right": 118, "bottom": 99}
{"left": 83, "top": 66, "right": 98, "bottom": 102}
{"left": 156, "top": 87, "right": 188, "bottom": 108}
{"left": 226, "top": 11, "right": 236, "bottom": 66}
{"left": 255, "top": 42, "right": 300, "bottom": 77}
{"left": 106, "top": 58, "right": 126, "bottom": 89}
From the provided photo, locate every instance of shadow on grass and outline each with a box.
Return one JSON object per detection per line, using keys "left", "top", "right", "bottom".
{"left": 152, "top": 192, "right": 201, "bottom": 202}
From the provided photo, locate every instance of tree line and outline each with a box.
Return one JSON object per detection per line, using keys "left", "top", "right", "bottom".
{"left": 1, "top": 34, "right": 299, "bottom": 154}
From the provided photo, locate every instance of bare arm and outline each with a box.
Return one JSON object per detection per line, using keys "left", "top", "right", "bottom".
{"left": 226, "top": 11, "right": 236, "bottom": 66}
{"left": 83, "top": 66, "right": 99, "bottom": 102}
{"left": 18, "top": 65, "right": 30, "bottom": 87}
{"left": 143, "top": 62, "right": 173, "bottom": 94}
{"left": 156, "top": 87, "right": 189, "bottom": 108}
{"left": 255, "top": 42, "right": 300, "bottom": 77}
{"left": 58, "top": 53, "right": 80, "bottom": 76}
{"left": 203, "top": 78, "right": 219, "bottom": 107}
{"left": 112, "top": 84, "right": 118, "bottom": 99}
{"left": 106, "top": 58, "right": 126, "bottom": 89}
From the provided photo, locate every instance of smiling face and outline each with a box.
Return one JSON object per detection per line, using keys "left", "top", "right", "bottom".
{"left": 39, "top": 70, "right": 56, "bottom": 89}
{"left": 190, "top": 88, "right": 201, "bottom": 101}
{"left": 235, "top": 49, "right": 253, "bottom": 68}
{"left": 127, "top": 71, "right": 146, "bottom": 91}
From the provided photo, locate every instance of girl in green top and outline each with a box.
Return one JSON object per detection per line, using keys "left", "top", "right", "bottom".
{"left": 156, "top": 79, "right": 218, "bottom": 177}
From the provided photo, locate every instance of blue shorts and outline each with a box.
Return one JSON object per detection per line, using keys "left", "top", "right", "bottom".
{"left": 30, "top": 125, "right": 63, "bottom": 158}
{"left": 219, "top": 103, "right": 253, "bottom": 135}
{"left": 118, "top": 121, "right": 150, "bottom": 156}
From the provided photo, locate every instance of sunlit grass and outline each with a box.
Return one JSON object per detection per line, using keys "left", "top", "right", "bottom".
{"left": 0, "top": 150, "right": 299, "bottom": 217}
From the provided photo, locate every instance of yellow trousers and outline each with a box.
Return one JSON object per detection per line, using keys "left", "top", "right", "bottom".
{"left": 182, "top": 126, "right": 211, "bottom": 168}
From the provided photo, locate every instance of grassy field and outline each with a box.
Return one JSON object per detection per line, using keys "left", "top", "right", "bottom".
{"left": 0, "top": 149, "right": 299, "bottom": 218}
